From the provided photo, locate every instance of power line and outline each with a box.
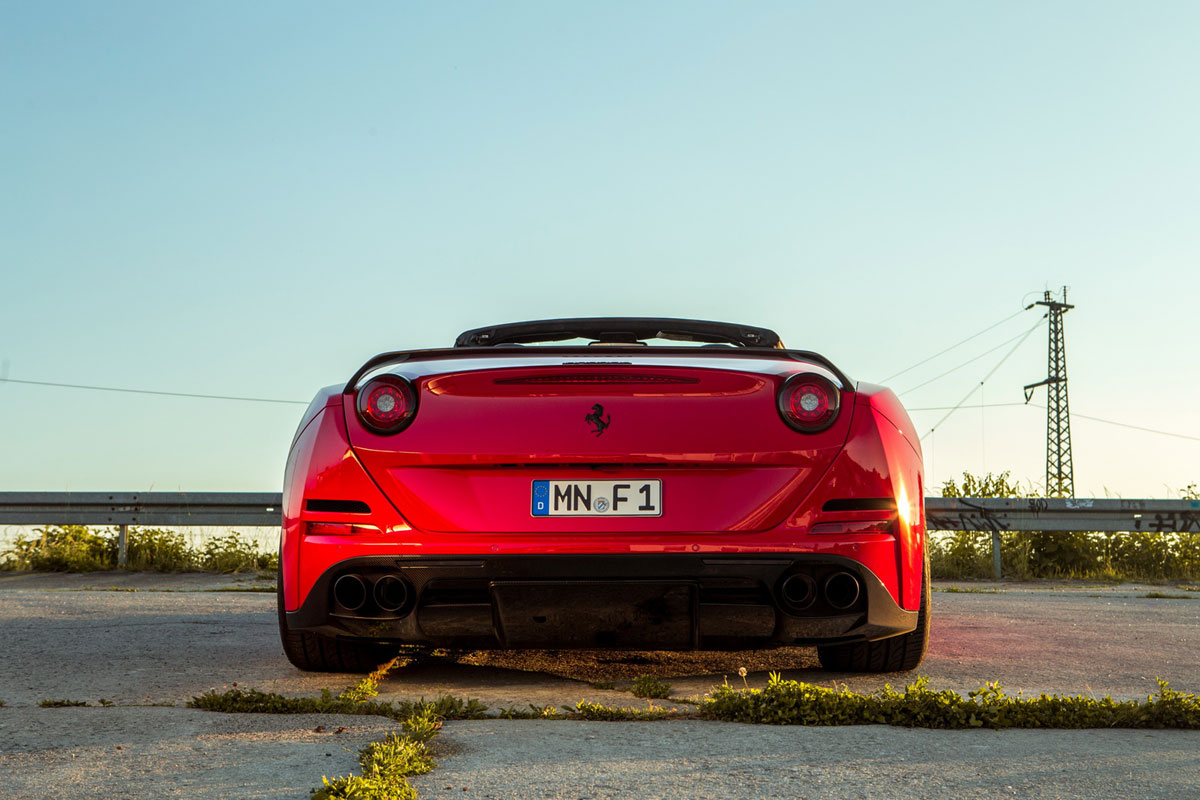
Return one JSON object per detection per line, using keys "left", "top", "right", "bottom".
{"left": 880, "top": 308, "right": 1028, "bottom": 383}
{"left": 910, "top": 401, "right": 1200, "bottom": 443}
{"left": 899, "top": 318, "right": 1045, "bottom": 395}
{"left": 919, "top": 319, "right": 1044, "bottom": 441}
{"left": 1055, "top": 409, "right": 1200, "bottom": 443}
{"left": 908, "top": 402, "right": 1029, "bottom": 411}
{"left": 0, "top": 377, "right": 309, "bottom": 405}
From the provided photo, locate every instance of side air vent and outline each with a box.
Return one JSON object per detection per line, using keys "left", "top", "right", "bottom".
{"left": 306, "top": 499, "right": 372, "bottom": 514}
{"left": 494, "top": 374, "right": 700, "bottom": 385}
{"left": 821, "top": 498, "right": 896, "bottom": 512}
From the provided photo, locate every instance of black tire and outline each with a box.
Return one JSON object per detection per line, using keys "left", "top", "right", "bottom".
{"left": 817, "top": 553, "right": 931, "bottom": 673}
{"left": 277, "top": 567, "right": 393, "bottom": 673}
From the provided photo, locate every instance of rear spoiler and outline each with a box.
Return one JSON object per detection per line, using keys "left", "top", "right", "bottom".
{"left": 344, "top": 345, "right": 853, "bottom": 394}
{"left": 454, "top": 317, "right": 783, "bottom": 349}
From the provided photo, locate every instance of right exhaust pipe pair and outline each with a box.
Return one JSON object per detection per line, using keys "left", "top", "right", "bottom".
{"left": 781, "top": 571, "right": 861, "bottom": 611}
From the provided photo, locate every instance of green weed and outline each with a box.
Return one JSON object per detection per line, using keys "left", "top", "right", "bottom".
{"left": 338, "top": 658, "right": 400, "bottom": 704}
{"left": 938, "top": 586, "right": 1002, "bottom": 594}
{"left": 187, "top": 687, "right": 489, "bottom": 723}
{"left": 39, "top": 699, "right": 88, "bottom": 708}
{"left": 312, "top": 706, "right": 446, "bottom": 800}
{"left": 1, "top": 525, "right": 278, "bottom": 573}
{"left": 498, "top": 703, "right": 567, "bottom": 720}
{"left": 701, "top": 673, "right": 1200, "bottom": 729}
{"left": 204, "top": 585, "right": 276, "bottom": 593}
{"left": 569, "top": 700, "right": 678, "bottom": 720}
{"left": 200, "top": 533, "right": 273, "bottom": 573}
{"left": 630, "top": 675, "right": 671, "bottom": 699}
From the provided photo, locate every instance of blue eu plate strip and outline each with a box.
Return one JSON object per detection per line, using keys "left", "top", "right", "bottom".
{"left": 531, "top": 480, "right": 549, "bottom": 516}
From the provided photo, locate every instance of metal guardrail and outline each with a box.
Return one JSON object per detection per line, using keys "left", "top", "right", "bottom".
{"left": 925, "top": 497, "right": 1200, "bottom": 578}
{"left": 1, "top": 493, "right": 1197, "bottom": 574}
{"left": 924, "top": 497, "right": 1200, "bottom": 534}
{"left": 0, "top": 492, "right": 281, "bottom": 567}
{"left": 0, "top": 492, "right": 282, "bottom": 527}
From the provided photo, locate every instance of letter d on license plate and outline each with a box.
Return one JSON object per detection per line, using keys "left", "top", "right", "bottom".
{"left": 531, "top": 480, "right": 662, "bottom": 517}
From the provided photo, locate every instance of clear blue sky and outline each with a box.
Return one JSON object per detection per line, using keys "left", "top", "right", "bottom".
{"left": 2, "top": 1, "right": 1197, "bottom": 497}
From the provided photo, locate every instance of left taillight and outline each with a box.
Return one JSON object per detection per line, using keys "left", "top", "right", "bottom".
{"left": 778, "top": 372, "right": 841, "bottom": 433}
{"left": 356, "top": 375, "right": 418, "bottom": 434}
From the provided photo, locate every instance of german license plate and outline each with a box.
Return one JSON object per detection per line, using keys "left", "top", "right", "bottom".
{"left": 531, "top": 479, "right": 662, "bottom": 517}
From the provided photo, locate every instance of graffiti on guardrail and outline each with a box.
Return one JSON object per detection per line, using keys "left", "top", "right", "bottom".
{"left": 1134, "top": 512, "right": 1200, "bottom": 533}
{"left": 926, "top": 499, "right": 1012, "bottom": 532}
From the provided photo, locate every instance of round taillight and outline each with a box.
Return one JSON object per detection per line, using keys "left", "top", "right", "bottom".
{"left": 356, "top": 376, "right": 417, "bottom": 434}
{"left": 778, "top": 373, "right": 840, "bottom": 432}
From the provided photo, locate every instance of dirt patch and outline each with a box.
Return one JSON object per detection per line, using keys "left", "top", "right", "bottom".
{"left": 455, "top": 646, "right": 817, "bottom": 682}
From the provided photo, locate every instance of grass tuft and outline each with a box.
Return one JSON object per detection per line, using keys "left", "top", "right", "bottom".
{"left": 938, "top": 586, "right": 1002, "bottom": 594}
{"left": 630, "top": 675, "right": 672, "bottom": 699}
{"left": 187, "top": 687, "right": 488, "bottom": 723}
{"left": 701, "top": 673, "right": 1200, "bottom": 729}
{"left": 312, "top": 706, "right": 443, "bottom": 800}
{"left": 569, "top": 699, "right": 679, "bottom": 720}
{"left": 204, "top": 585, "right": 277, "bottom": 593}
{"left": 39, "top": 699, "right": 88, "bottom": 708}
{"left": 338, "top": 658, "right": 400, "bottom": 704}
{"left": 1140, "top": 592, "right": 1193, "bottom": 599}
{"left": 498, "top": 703, "right": 566, "bottom": 720}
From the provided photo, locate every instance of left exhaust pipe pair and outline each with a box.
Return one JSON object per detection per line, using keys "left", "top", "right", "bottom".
{"left": 333, "top": 573, "right": 409, "bottom": 613}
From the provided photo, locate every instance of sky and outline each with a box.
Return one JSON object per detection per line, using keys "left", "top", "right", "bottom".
{"left": 2, "top": 1, "right": 1198, "bottom": 498}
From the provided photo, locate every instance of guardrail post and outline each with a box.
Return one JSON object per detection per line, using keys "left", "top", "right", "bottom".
{"left": 118, "top": 524, "right": 128, "bottom": 568}
{"left": 993, "top": 527, "right": 1003, "bottom": 578}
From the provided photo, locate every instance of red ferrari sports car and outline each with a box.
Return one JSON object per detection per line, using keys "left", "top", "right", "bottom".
{"left": 279, "top": 318, "right": 928, "bottom": 673}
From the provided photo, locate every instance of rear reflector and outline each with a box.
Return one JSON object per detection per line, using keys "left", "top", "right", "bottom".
{"left": 810, "top": 520, "right": 894, "bottom": 535}
{"left": 305, "top": 499, "right": 372, "bottom": 514}
{"left": 305, "top": 521, "right": 381, "bottom": 536}
{"left": 821, "top": 498, "right": 896, "bottom": 512}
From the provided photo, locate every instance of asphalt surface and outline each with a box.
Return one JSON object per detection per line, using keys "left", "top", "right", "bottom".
{"left": 0, "top": 572, "right": 1198, "bottom": 798}
{"left": 410, "top": 721, "right": 1200, "bottom": 800}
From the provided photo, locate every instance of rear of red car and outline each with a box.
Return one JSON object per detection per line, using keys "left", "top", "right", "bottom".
{"left": 279, "top": 319, "right": 928, "bottom": 673}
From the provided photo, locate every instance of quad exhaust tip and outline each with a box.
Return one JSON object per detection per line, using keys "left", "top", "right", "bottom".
{"left": 823, "top": 571, "right": 862, "bottom": 610}
{"left": 780, "top": 574, "right": 818, "bottom": 609}
{"left": 373, "top": 575, "right": 410, "bottom": 612}
{"left": 333, "top": 574, "right": 368, "bottom": 611}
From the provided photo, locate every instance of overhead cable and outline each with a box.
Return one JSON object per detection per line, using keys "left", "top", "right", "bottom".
{"left": 900, "top": 318, "right": 1045, "bottom": 395}
{"left": 0, "top": 377, "right": 309, "bottom": 406}
{"left": 880, "top": 308, "right": 1028, "bottom": 383}
{"left": 919, "top": 319, "right": 1044, "bottom": 441}
{"left": 910, "top": 402, "right": 1200, "bottom": 442}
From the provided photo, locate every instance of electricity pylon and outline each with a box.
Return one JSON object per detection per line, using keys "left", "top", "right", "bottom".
{"left": 1023, "top": 287, "right": 1075, "bottom": 497}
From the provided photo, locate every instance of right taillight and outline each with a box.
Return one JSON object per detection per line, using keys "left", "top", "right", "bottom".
{"left": 778, "top": 372, "right": 840, "bottom": 433}
{"left": 356, "top": 375, "right": 418, "bottom": 434}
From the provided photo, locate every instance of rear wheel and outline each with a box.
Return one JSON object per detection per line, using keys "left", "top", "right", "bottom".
{"left": 817, "top": 554, "right": 931, "bottom": 673}
{"left": 277, "top": 567, "right": 394, "bottom": 673}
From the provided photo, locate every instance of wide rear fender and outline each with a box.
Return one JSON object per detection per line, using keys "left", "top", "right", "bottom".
{"left": 281, "top": 399, "right": 410, "bottom": 611}
{"left": 786, "top": 387, "right": 925, "bottom": 609}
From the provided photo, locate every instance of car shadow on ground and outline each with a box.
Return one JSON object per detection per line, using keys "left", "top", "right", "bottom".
{"left": 371, "top": 646, "right": 834, "bottom": 705}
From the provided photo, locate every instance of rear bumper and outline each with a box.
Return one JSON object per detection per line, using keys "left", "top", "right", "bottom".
{"left": 286, "top": 554, "right": 917, "bottom": 650}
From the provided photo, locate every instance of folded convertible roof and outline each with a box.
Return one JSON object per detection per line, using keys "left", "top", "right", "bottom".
{"left": 454, "top": 317, "right": 783, "bottom": 349}
{"left": 345, "top": 318, "right": 852, "bottom": 392}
